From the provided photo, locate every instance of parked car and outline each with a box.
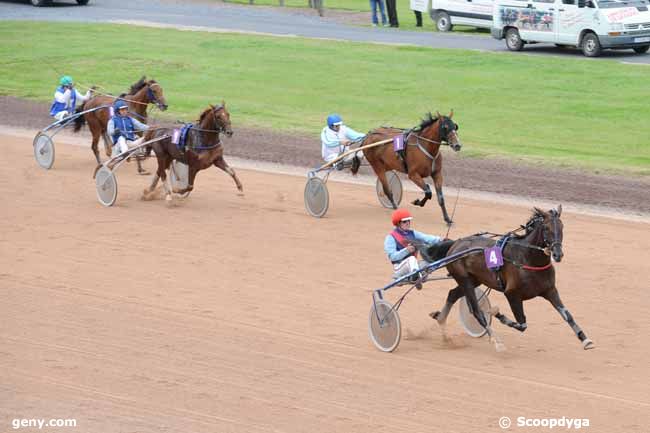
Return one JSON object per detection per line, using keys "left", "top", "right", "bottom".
{"left": 430, "top": 0, "right": 494, "bottom": 31}
{"left": 491, "top": 0, "right": 650, "bottom": 56}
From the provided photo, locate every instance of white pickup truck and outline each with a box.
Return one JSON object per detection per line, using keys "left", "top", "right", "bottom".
{"left": 491, "top": 0, "right": 650, "bottom": 56}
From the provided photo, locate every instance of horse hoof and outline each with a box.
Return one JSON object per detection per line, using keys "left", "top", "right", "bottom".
{"left": 138, "top": 170, "right": 151, "bottom": 176}
{"left": 582, "top": 339, "right": 595, "bottom": 350}
{"left": 165, "top": 194, "right": 172, "bottom": 202}
{"left": 429, "top": 311, "right": 442, "bottom": 322}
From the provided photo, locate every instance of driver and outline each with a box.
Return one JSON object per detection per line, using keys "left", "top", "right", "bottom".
{"left": 107, "top": 99, "right": 149, "bottom": 157}
{"left": 49, "top": 75, "right": 93, "bottom": 121}
{"left": 321, "top": 113, "right": 366, "bottom": 169}
{"left": 384, "top": 209, "right": 442, "bottom": 281}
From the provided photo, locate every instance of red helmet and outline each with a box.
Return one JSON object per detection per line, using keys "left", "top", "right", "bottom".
{"left": 391, "top": 209, "right": 413, "bottom": 226}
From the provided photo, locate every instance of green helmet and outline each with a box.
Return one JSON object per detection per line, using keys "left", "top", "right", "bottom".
{"left": 59, "top": 76, "right": 73, "bottom": 87}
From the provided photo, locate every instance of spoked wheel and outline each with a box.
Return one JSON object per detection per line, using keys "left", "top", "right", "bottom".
{"left": 458, "top": 287, "right": 492, "bottom": 338}
{"left": 33, "top": 132, "right": 55, "bottom": 169}
{"left": 369, "top": 299, "right": 402, "bottom": 352}
{"left": 376, "top": 170, "right": 403, "bottom": 209}
{"left": 170, "top": 161, "right": 191, "bottom": 198}
{"left": 95, "top": 165, "right": 118, "bottom": 207}
{"left": 304, "top": 177, "right": 329, "bottom": 218}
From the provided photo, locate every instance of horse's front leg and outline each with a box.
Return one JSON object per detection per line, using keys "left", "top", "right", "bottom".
{"left": 173, "top": 164, "right": 197, "bottom": 195}
{"left": 214, "top": 157, "right": 243, "bottom": 194}
{"left": 432, "top": 158, "right": 452, "bottom": 225}
{"left": 543, "top": 287, "right": 595, "bottom": 350}
{"left": 407, "top": 172, "right": 431, "bottom": 207}
{"left": 496, "top": 290, "right": 528, "bottom": 332}
{"left": 464, "top": 282, "right": 505, "bottom": 352}
{"left": 376, "top": 169, "right": 397, "bottom": 209}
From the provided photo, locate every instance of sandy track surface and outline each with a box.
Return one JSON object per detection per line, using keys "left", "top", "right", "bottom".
{"left": 1, "top": 134, "right": 649, "bottom": 432}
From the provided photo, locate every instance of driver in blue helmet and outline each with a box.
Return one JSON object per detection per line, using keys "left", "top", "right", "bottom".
{"left": 106, "top": 99, "right": 149, "bottom": 157}
{"left": 49, "top": 75, "right": 93, "bottom": 121}
{"left": 320, "top": 113, "right": 366, "bottom": 168}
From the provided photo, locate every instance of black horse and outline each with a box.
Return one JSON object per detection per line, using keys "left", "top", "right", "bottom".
{"left": 431, "top": 205, "right": 594, "bottom": 351}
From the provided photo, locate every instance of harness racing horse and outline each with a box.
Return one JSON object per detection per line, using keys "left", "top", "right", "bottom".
{"left": 142, "top": 102, "right": 243, "bottom": 202}
{"left": 73, "top": 77, "right": 168, "bottom": 173}
{"left": 352, "top": 111, "right": 461, "bottom": 225}
{"left": 431, "top": 206, "right": 595, "bottom": 351}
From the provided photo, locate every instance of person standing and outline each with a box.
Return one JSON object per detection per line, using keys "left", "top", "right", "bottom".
{"left": 386, "top": 0, "right": 399, "bottom": 27}
{"left": 410, "top": 0, "right": 428, "bottom": 27}
{"left": 370, "top": 0, "right": 388, "bottom": 26}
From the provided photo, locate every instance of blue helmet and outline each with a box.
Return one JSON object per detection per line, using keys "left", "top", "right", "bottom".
{"left": 113, "top": 99, "right": 128, "bottom": 111}
{"left": 327, "top": 113, "right": 342, "bottom": 129}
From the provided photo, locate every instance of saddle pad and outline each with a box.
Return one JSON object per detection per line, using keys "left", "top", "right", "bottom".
{"left": 393, "top": 134, "right": 405, "bottom": 152}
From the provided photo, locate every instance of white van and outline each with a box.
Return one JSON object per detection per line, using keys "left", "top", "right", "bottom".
{"left": 491, "top": 0, "right": 650, "bottom": 56}
{"left": 430, "top": 0, "right": 495, "bottom": 31}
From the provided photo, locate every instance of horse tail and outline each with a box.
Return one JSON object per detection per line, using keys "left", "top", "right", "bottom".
{"left": 72, "top": 104, "right": 86, "bottom": 132}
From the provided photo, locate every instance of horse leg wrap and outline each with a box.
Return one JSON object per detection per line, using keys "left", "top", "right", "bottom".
{"left": 436, "top": 188, "right": 444, "bottom": 206}
{"left": 558, "top": 306, "right": 587, "bottom": 341}
{"left": 424, "top": 185, "right": 433, "bottom": 200}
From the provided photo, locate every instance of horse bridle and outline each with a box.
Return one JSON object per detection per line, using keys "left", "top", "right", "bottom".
{"left": 544, "top": 210, "right": 563, "bottom": 254}
{"left": 410, "top": 116, "right": 458, "bottom": 147}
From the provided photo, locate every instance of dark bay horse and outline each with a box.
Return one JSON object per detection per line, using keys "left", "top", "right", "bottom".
{"left": 142, "top": 102, "right": 243, "bottom": 202}
{"left": 352, "top": 111, "right": 461, "bottom": 225}
{"left": 431, "top": 205, "right": 595, "bottom": 351}
{"left": 73, "top": 77, "right": 168, "bottom": 172}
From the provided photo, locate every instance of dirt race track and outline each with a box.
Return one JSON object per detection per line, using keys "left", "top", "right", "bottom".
{"left": 1, "top": 133, "right": 649, "bottom": 433}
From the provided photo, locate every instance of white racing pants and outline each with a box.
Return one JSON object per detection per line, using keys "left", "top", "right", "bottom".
{"left": 113, "top": 136, "right": 145, "bottom": 156}
{"left": 392, "top": 256, "right": 429, "bottom": 280}
{"left": 53, "top": 110, "right": 70, "bottom": 122}
{"left": 324, "top": 148, "right": 365, "bottom": 165}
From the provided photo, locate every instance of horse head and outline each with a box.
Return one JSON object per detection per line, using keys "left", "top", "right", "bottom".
{"left": 436, "top": 110, "right": 461, "bottom": 152}
{"left": 146, "top": 80, "right": 168, "bottom": 111}
{"left": 530, "top": 205, "right": 564, "bottom": 262}
{"left": 202, "top": 101, "right": 233, "bottom": 137}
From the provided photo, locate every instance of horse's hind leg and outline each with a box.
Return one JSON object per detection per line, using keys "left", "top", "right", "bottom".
{"left": 430, "top": 285, "right": 465, "bottom": 341}
{"left": 408, "top": 172, "right": 432, "bottom": 208}
{"left": 376, "top": 169, "right": 397, "bottom": 209}
{"left": 543, "top": 287, "right": 594, "bottom": 350}
{"left": 102, "top": 132, "right": 112, "bottom": 157}
{"left": 432, "top": 156, "right": 452, "bottom": 225}
{"left": 214, "top": 157, "right": 243, "bottom": 193}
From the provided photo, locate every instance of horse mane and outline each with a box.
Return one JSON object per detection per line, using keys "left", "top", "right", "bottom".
{"left": 517, "top": 208, "right": 547, "bottom": 236}
{"left": 198, "top": 104, "right": 223, "bottom": 126}
{"left": 418, "top": 112, "right": 440, "bottom": 130}
{"left": 128, "top": 76, "right": 152, "bottom": 95}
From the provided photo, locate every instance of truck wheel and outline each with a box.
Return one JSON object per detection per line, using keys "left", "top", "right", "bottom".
{"left": 582, "top": 33, "right": 602, "bottom": 57}
{"left": 505, "top": 28, "right": 524, "bottom": 51}
{"left": 435, "top": 12, "right": 453, "bottom": 32}
{"left": 77, "top": 0, "right": 90, "bottom": 4}
{"left": 31, "top": 0, "right": 49, "bottom": 5}
{"left": 633, "top": 45, "right": 649, "bottom": 54}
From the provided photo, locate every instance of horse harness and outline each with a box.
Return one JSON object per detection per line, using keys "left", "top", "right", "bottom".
{"left": 174, "top": 106, "right": 227, "bottom": 153}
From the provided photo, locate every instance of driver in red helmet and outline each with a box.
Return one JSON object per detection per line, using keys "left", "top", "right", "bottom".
{"left": 385, "top": 208, "right": 442, "bottom": 280}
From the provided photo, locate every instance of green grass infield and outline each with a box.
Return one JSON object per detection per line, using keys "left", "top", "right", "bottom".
{"left": 1, "top": 21, "right": 648, "bottom": 174}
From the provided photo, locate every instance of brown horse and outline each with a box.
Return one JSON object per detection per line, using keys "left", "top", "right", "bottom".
{"left": 142, "top": 102, "right": 243, "bottom": 202}
{"left": 73, "top": 77, "right": 168, "bottom": 172}
{"left": 431, "top": 206, "right": 595, "bottom": 351}
{"left": 353, "top": 111, "right": 461, "bottom": 225}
